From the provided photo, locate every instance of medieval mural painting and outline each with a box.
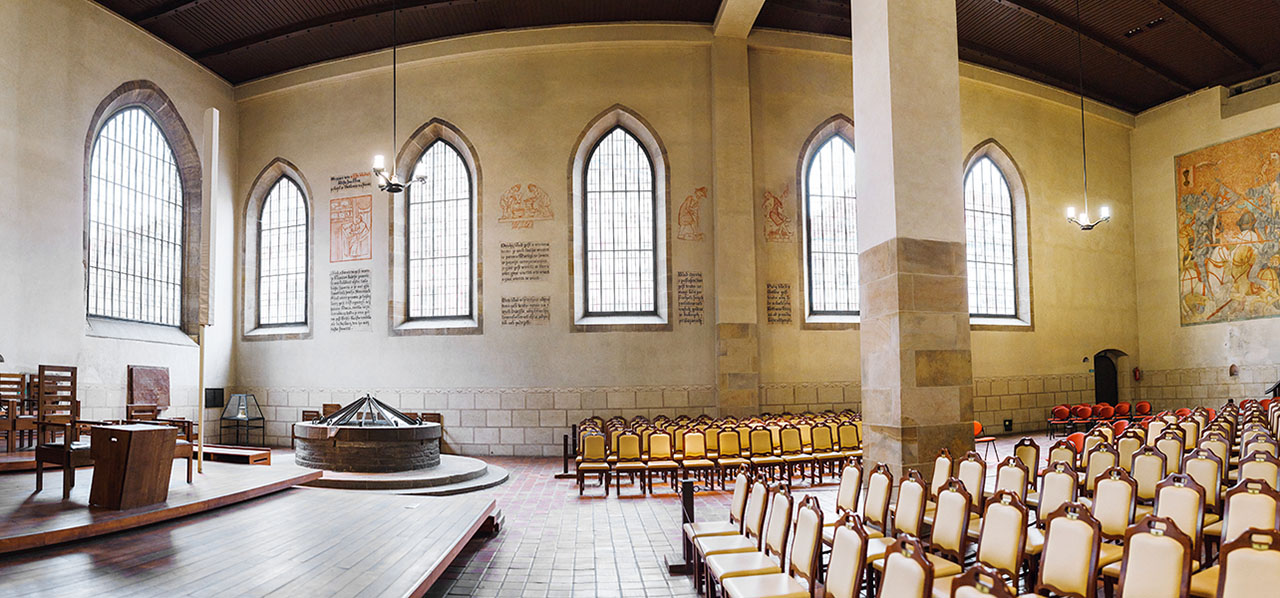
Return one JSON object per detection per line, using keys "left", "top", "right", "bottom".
{"left": 330, "top": 195, "right": 373, "bottom": 262}
{"left": 677, "top": 186, "right": 707, "bottom": 241}
{"left": 763, "top": 184, "right": 796, "bottom": 242}
{"left": 498, "top": 183, "right": 553, "bottom": 229}
{"left": 1176, "top": 126, "right": 1280, "bottom": 325}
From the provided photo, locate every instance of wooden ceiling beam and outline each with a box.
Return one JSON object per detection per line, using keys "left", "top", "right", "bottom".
{"left": 984, "top": 0, "right": 1193, "bottom": 92}
{"left": 135, "top": 0, "right": 213, "bottom": 26}
{"left": 191, "top": 0, "right": 477, "bottom": 60}
{"left": 713, "top": 0, "right": 767, "bottom": 38}
{"left": 1150, "top": 0, "right": 1260, "bottom": 69}
{"left": 958, "top": 39, "right": 1139, "bottom": 112}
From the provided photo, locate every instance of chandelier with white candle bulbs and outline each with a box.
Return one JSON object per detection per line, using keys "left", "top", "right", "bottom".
{"left": 372, "top": 0, "right": 405, "bottom": 195}
{"left": 1064, "top": 0, "right": 1109, "bottom": 231}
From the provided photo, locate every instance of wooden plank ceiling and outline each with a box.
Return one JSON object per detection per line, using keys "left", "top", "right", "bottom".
{"left": 96, "top": 0, "right": 1280, "bottom": 112}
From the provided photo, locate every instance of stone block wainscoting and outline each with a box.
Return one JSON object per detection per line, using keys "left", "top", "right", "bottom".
{"left": 758, "top": 382, "right": 862, "bottom": 415}
{"left": 226, "top": 385, "right": 718, "bottom": 456}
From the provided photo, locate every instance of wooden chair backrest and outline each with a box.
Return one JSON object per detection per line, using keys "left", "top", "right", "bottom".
{"left": 1092, "top": 466, "right": 1137, "bottom": 540}
{"left": 787, "top": 495, "right": 823, "bottom": 591}
{"left": 950, "top": 564, "right": 1017, "bottom": 598}
{"left": 1117, "top": 515, "right": 1193, "bottom": 598}
{"left": 975, "top": 491, "right": 1028, "bottom": 580}
{"left": 825, "top": 513, "right": 870, "bottom": 598}
{"left": 0, "top": 373, "right": 23, "bottom": 401}
{"left": 1220, "top": 479, "right": 1280, "bottom": 546}
{"left": 878, "top": 535, "right": 933, "bottom": 598}
{"left": 1013, "top": 438, "right": 1039, "bottom": 478}
{"left": 1154, "top": 473, "right": 1206, "bottom": 551}
{"left": 931, "top": 478, "right": 972, "bottom": 562}
{"left": 1217, "top": 529, "right": 1280, "bottom": 598}
{"left": 38, "top": 365, "right": 78, "bottom": 439}
{"left": 1037, "top": 502, "right": 1102, "bottom": 598}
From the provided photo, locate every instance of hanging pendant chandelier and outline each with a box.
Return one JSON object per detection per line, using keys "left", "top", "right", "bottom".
{"left": 372, "top": 0, "right": 404, "bottom": 194}
{"left": 1064, "top": 0, "right": 1109, "bottom": 230}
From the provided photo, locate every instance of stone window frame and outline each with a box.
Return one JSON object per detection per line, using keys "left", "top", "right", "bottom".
{"left": 963, "top": 139, "right": 1034, "bottom": 331}
{"left": 389, "top": 118, "right": 484, "bottom": 336}
{"left": 568, "top": 104, "right": 673, "bottom": 333}
{"left": 241, "top": 158, "right": 315, "bottom": 341}
{"left": 796, "top": 114, "right": 860, "bottom": 331}
{"left": 82, "top": 80, "right": 204, "bottom": 341}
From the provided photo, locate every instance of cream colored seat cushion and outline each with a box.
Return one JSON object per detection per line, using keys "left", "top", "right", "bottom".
{"left": 706, "top": 551, "right": 783, "bottom": 581}
{"left": 684, "top": 521, "right": 739, "bottom": 539}
{"left": 721, "top": 572, "right": 809, "bottom": 598}
{"left": 1203, "top": 520, "right": 1222, "bottom": 537}
{"left": 1099, "top": 543, "right": 1125, "bottom": 567}
{"left": 871, "top": 552, "right": 962, "bottom": 578}
{"left": 1024, "top": 526, "right": 1045, "bottom": 556}
{"left": 682, "top": 458, "right": 716, "bottom": 469}
{"left": 698, "top": 535, "right": 759, "bottom": 557}
{"left": 1189, "top": 565, "right": 1219, "bottom": 598}
{"left": 822, "top": 524, "right": 882, "bottom": 545}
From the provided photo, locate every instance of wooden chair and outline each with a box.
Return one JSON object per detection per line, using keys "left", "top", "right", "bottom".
{"left": 714, "top": 429, "right": 750, "bottom": 490}
{"left": 1091, "top": 467, "right": 1138, "bottom": 543}
{"left": 705, "top": 487, "right": 795, "bottom": 596}
{"left": 877, "top": 535, "right": 934, "bottom": 598}
{"left": 720, "top": 495, "right": 824, "bottom": 598}
{"left": 1206, "top": 528, "right": 1280, "bottom": 598}
{"left": 613, "top": 431, "right": 647, "bottom": 495}
{"left": 693, "top": 480, "right": 772, "bottom": 593}
{"left": 0, "top": 373, "right": 26, "bottom": 452}
{"left": 576, "top": 433, "right": 610, "bottom": 496}
{"left": 1104, "top": 515, "right": 1194, "bottom": 598}
{"left": 948, "top": 564, "right": 1018, "bottom": 598}
{"left": 863, "top": 464, "right": 894, "bottom": 537}
{"left": 683, "top": 471, "right": 752, "bottom": 560}
{"left": 34, "top": 366, "right": 94, "bottom": 499}
{"left": 1032, "top": 501, "right": 1102, "bottom": 597}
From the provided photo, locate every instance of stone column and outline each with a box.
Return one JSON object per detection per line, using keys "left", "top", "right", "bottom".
{"left": 711, "top": 36, "right": 760, "bottom": 417}
{"left": 852, "top": 0, "right": 975, "bottom": 478}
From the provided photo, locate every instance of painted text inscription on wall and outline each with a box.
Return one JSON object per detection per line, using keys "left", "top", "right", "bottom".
{"left": 677, "top": 271, "right": 704, "bottom": 325}
{"left": 501, "top": 296, "right": 551, "bottom": 326}
{"left": 767, "top": 283, "right": 792, "bottom": 324}
{"left": 500, "top": 242, "right": 551, "bottom": 283}
{"left": 330, "top": 269, "right": 372, "bottom": 332}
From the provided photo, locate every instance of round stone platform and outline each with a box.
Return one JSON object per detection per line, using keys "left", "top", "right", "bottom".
{"left": 302, "top": 454, "right": 508, "bottom": 496}
{"left": 293, "top": 421, "right": 442, "bottom": 473}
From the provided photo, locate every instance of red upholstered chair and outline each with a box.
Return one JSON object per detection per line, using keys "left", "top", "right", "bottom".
{"left": 1065, "top": 432, "right": 1086, "bottom": 455}
{"left": 1206, "top": 408, "right": 1216, "bottom": 420}
{"left": 1114, "top": 402, "right": 1132, "bottom": 421}
{"left": 1174, "top": 408, "right": 1192, "bottom": 418}
{"left": 1069, "top": 405, "right": 1093, "bottom": 433}
{"left": 974, "top": 421, "right": 998, "bottom": 459}
{"left": 1047, "top": 405, "right": 1072, "bottom": 439}
{"left": 1112, "top": 420, "right": 1130, "bottom": 435}
{"left": 1096, "top": 404, "right": 1115, "bottom": 423}
{"left": 1134, "top": 401, "right": 1152, "bottom": 417}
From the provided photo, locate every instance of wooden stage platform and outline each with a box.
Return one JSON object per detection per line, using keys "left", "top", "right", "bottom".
{"left": 0, "top": 451, "right": 36, "bottom": 472}
{"left": 0, "top": 488, "right": 498, "bottom": 598}
{"left": 0, "top": 459, "right": 321, "bottom": 554}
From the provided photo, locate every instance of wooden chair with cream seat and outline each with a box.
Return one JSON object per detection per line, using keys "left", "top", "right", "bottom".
{"left": 1047, "top": 439, "right": 1078, "bottom": 470}
{"left": 864, "top": 471, "right": 935, "bottom": 584}
{"left": 822, "top": 461, "right": 863, "bottom": 534}
{"left": 1030, "top": 502, "right": 1103, "bottom": 598}
{"left": 929, "top": 490, "right": 1029, "bottom": 597}
{"left": 1242, "top": 438, "right": 1278, "bottom": 465}
{"left": 1025, "top": 461, "right": 1080, "bottom": 565}
{"left": 836, "top": 422, "right": 862, "bottom": 462}
{"left": 721, "top": 496, "right": 827, "bottom": 598}
{"left": 779, "top": 425, "right": 815, "bottom": 485}
{"left": 1198, "top": 432, "right": 1231, "bottom": 485}
{"left": 876, "top": 536, "right": 934, "bottom": 598}
{"left": 645, "top": 431, "right": 681, "bottom": 494}
{"left": 1103, "top": 515, "right": 1194, "bottom": 598}
{"left": 694, "top": 480, "right": 774, "bottom": 594}
{"left": 1182, "top": 449, "right": 1224, "bottom": 524}
{"left": 1081, "top": 443, "right": 1118, "bottom": 498}
{"left": 749, "top": 428, "right": 785, "bottom": 482}
{"left": 613, "top": 431, "right": 648, "bottom": 495}
{"left": 1201, "top": 478, "right": 1279, "bottom": 556}
{"left": 705, "top": 487, "right": 796, "bottom": 597}
{"left": 948, "top": 565, "right": 1019, "bottom": 598}
{"left": 1013, "top": 439, "right": 1040, "bottom": 504}
{"left": 861, "top": 464, "right": 894, "bottom": 538}
{"left": 1149, "top": 473, "right": 1207, "bottom": 560}
{"left": 1082, "top": 429, "right": 1108, "bottom": 461}
{"left": 716, "top": 429, "right": 752, "bottom": 490}
{"left": 1130, "top": 446, "right": 1167, "bottom": 506}
{"left": 1147, "top": 418, "right": 1169, "bottom": 446}
{"left": 956, "top": 451, "right": 988, "bottom": 515}
{"left": 921, "top": 449, "right": 955, "bottom": 526}
{"left": 1236, "top": 450, "right": 1280, "bottom": 487}
{"left": 816, "top": 514, "right": 871, "bottom": 598}
{"left": 681, "top": 430, "right": 718, "bottom": 489}
{"left": 1177, "top": 418, "right": 1200, "bottom": 452}
{"left": 886, "top": 478, "right": 969, "bottom": 587}
{"left": 577, "top": 433, "right": 611, "bottom": 496}
{"left": 706, "top": 424, "right": 722, "bottom": 460}
{"left": 1155, "top": 430, "right": 1188, "bottom": 476}
{"left": 1196, "top": 529, "right": 1280, "bottom": 598}
{"left": 1090, "top": 467, "right": 1138, "bottom": 552}
{"left": 683, "top": 471, "right": 753, "bottom": 560}
{"left": 1115, "top": 428, "right": 1145, "bottom": 473}
{"left": 808, "top": 424, "right": 844, "bottom": 483}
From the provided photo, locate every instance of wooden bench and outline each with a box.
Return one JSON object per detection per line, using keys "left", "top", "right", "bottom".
{"left": 202, "top": 444, "right": 271, "bottom": 466}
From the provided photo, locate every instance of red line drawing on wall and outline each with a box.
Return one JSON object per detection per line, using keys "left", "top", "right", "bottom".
{"left": 330, "top": 195, "right": 373, "bottom": 262}
{"left": 678, "top": 186, "right": 707, "bottom": 241}
{"left": 763, "top": 184, "right": 795, "bottom": 243}
{"left": 498, "top": 183, "right": 554, "bottom": 229}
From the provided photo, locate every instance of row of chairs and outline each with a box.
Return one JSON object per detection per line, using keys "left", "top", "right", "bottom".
{"left": 681, "top": 398, "right": 1279, "bottom": 597}
{"left": 1046, "top": 401, "right": 1157, "bottom": 438}
{"left": 575, "top": 412, "right": 864, "bottom": 495}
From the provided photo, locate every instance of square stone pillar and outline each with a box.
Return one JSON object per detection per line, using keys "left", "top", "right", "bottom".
{"left": 852, "top": 0, "right": 975, "bottom": 479}
{"left": 711, "top": 36, "right": 760, "bottom": 417}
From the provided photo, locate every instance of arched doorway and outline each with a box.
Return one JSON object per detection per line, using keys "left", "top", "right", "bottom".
{"left": 1093, "top": 349, "right": 1127, "bottom": 405}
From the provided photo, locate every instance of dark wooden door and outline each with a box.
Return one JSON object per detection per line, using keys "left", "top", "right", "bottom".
{"left": 1094, "top": 353, "right": 1118, "bottom": 406}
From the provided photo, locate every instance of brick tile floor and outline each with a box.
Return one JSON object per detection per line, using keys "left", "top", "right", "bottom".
{"left": 426, "top": 432, "right": 1053, "bottom": 597}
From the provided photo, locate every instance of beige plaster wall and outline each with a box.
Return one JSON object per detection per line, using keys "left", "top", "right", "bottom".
{"left": 749, "top": 51, "right": 1140, "bottom": 390}
{"left": 1131, "top": 87, "right": 1280, "bottom": 375}
{"left": 0, "top": 0, "right": 238, "bottom": 422}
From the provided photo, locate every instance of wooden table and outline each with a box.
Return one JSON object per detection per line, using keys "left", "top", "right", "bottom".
{"left": 89, "top": 424, "right": 177, "bottom": 510}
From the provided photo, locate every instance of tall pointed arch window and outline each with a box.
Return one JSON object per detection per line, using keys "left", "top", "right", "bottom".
{"left": 257, "top": 177, "right": 308, "bottom": 326}
{"left": 407, "top": 139, "right": 473, "bottom": 320}
{"left": 804, "top": 134, "right": 859, "bottom": 316}
{"left": 88, "top": 107, "right": 184, "bottom": 327}
{"left": 583, "top": 127, "right": 657, "bottom": 315}
{"left": 963, "top": 141, "right": 1031, "bottom": 326}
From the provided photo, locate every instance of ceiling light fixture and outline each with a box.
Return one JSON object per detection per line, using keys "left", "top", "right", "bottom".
{"left": 1065, "top": 0, "right": 1110, "bottom": 231}
{"left": 372, "top": 0, "right": 405, "bottom": 194}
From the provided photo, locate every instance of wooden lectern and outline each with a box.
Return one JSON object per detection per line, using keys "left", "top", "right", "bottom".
{"left": 89, "top": 424, "right": 177, "bottom": 510}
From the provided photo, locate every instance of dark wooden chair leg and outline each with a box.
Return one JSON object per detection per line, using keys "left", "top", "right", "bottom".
{"left": 63, "top": 462, "right": 74, "bottom": 499}
{"left": 187, "top": 456, "right": 193, "bottom": 483}
{"left": 36, "top": 460, "right": 43, "bottom": 492}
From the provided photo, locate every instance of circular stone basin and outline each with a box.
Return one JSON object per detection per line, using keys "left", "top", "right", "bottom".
{"left": 293, "top": 422, "right": 442, "bottom": 473}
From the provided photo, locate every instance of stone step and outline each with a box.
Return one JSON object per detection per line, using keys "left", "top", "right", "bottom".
{"left": 391, "top": 464, "right": 510, "bottom": 497}
{"left": 302, "top": 454, "right": 490, "bottom": 490}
